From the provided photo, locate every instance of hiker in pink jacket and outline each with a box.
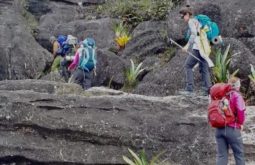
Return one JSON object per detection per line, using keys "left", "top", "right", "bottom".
{"left": 215, "top": 77, "right": 246, "bottom": 165}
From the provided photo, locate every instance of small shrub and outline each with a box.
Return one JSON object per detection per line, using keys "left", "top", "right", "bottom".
{"left": 212, "top": 45, "right": 239, "bottom": 83}
{"left": 123, "top": 59, "right": 144, "bottom": 92}
{"left": 97, "top": 0, "right": 173, "bottom": 28}
{"left": 248, "top": 64, "right": 255, "bottom": 82}
{"left": 113, "top": 22, "right": 132, "bottom": 49}
{"left": 123, "top": 148, "right": 165, "bottom": 165}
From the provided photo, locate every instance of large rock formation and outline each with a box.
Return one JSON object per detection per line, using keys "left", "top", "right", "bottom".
{"left": 0, "top": 80, "right": 254, "bottom": 164}
{"left": 0, "top": 0, "right": 52, "bottom": 81}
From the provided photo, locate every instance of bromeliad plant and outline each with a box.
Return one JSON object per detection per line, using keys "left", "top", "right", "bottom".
{"left": 248, "top": 64, "right": 255, "bottom": 82}
{"left": 113, "top": 22, "right": 131, "bottom": 49}
{"left": 123, "top": 59, "right": 144, "bottom": 92}
{"left": 212, "top": 44, "right": 239, "bottom": 83}
{"left": 123, "top": 148, "right": 165, "bottom": 165}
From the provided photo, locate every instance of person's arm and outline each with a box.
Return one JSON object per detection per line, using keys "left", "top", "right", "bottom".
{"left": 234, "top": 93, "right": 246, "bottom": 125}
{"left": 184, "top": 19, "right": 198, "bottom": 51}
{"left": 68, "top": 51, "right": 80, "bottom": 71}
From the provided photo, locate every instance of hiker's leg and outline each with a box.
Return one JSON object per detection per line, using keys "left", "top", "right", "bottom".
{"left": 51, "top": 56, "right": 61, "bottom": 72}
{"left": 197, "top": 50, "right": 212, "bottom": 93}
{"left": 226, "top": 127, "right": 245, "bottom": 165}
{"left": 60, "top": 58, "right": 69, "bottom": 82}
{"left": 72, "top": 69, "right": 85, "bottom": 88}
{"left": 184, "top": 50, "right": 199, "bottom": 91}
{"left": 215, "top": 128, "right": 229, "bottom": 165}
{"left": 84, "top": 71, "right": 92, "bottom": 90}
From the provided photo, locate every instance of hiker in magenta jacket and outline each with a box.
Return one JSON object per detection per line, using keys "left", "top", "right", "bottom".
{"left": 68, "top": 48, "right": 81, "bottom": 71}
{"left": 215, "top": 77, "right": 246, "bottom": 165}
{"left": 68, "top": 38, "right": 96, "bottom": 89}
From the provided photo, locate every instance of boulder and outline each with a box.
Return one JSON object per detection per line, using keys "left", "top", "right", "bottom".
{"left": 37, "top": 18, "right": 116, "bottom": 51}
{"left": 239, "top": 37, "right": 255, "bottom": 56}
{"left": 0, "top": 80, "right": 254, "bottom": 164}
{"left": 0, "top": 0, "right": 52, "bottom": 81}
{"left": 92, "top": 49, "right": 128, "bottom": 88}
{"left": 122, "top": 21, "right": 168, "bottom": 62}
{"left": 134, "top": 50, "right": 203, "bottom": 96}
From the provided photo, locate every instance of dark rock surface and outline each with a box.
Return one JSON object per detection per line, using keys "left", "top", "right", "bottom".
{"left": 134, "top": 50, "right": 203, "bottom": 96}
{"left": 0, "top": 80, "right": 254, "bottom": 164}
{"left": 0, "top": 0, "right": 52, "bottom": 81}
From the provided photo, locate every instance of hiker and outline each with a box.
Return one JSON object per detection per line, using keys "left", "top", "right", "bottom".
{"left": 59, "top": 35, "right": 79, "bottom": 81}
{"left": 214, "top": 77, "right": 246, "bottom": 165}
{"left": 49, "top": 35, "right": 66, "bottom": 72}
{"left": 68, "top": 38, "right": 97, "bottom": 89}
{"left": 179, "top": 7, "right": 212, "bottom": 96}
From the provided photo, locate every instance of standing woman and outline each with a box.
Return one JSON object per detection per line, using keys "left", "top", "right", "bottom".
{"left": 215, "top": 77, "right": 246, "bottom": 165}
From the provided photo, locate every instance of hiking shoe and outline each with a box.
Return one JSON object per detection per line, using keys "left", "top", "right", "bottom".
{"left": 197, "top": 90, "right": 209, "bottom": 96}
{"left": 177, "top": 90, "right": 195, "bottom": 96}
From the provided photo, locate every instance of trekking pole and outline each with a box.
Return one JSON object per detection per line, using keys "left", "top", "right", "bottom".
{"left": 169, "top": 38, "right": 202, "bottom": 63}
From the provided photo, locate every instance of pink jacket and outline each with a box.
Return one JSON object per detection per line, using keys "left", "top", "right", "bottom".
{"left": 228, "top": 90, "right": 246, "bottom": 129}
{"left": 68, "top": 50, "right": 80, "bottom": 71}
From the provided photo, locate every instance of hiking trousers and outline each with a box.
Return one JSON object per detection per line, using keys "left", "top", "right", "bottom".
{"left": 215, "top": 127, "right": 245, "bottom": 165}
{"left": 184, "top": 49, "right": 212, "bottom": 92}
{"left": 70, "top": 68, "right": 92, "bottom": 89}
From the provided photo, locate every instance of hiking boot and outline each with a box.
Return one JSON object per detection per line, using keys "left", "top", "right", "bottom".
{"left": 197, "top": 90, "right": 209, "bottom": 96}
{"left": 177, "top": 90, "right": 195, "bottom": 96}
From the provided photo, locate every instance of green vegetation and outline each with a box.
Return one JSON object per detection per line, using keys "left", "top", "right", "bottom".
{"left": 248, "top": 64, "right": 255, "bottom": 82}
{"left": 212, "top": 45, "right": 239, "bottom": 83}
{"left": 123, "top": 59, "right": 145, "bottom": 92}
{"left": 159, "top": 47, "right": 176, "bottom": 64}
{"left": 123, "top": 148, "right": 165, "bottom": 165}
{"left": 21, "top": 0, "right": 38, "bottom": 34}
{"left": 97, "top": 0, "right": 173, "bottom": 28}
{"left": 113, "top": 22, "right": 132, "bottom": 49}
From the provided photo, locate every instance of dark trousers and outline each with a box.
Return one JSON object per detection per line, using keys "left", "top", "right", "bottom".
{"left": 184, "top": 49, "right": 212, "bottom": 92}
{"left": 70, "top": 68, "right": 92, "bottom": 89}
{"left": 215, "top": 127, "right": 245, "bottom": 165}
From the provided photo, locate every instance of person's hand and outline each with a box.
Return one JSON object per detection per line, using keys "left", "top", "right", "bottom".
{"left": 182, "top": 44, "right": 189, "bottom": 53}
{"left": 240, "top": 125, "right": 244, "bottom": 131}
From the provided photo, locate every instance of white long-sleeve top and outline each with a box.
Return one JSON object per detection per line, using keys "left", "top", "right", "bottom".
{"left": 188, "top": 18, "right": 201, "bottom": 50}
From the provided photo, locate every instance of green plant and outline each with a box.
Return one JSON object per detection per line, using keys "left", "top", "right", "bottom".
{"left": 123, "top": 59, "right": 145, "bottom": 92}
{"left": 97, "top": 0, "right": 173, "bottom": 28}
{"left": 248, "top": 64, "right": 255, "bottom": 82}
{"left": 123, "top": 148, "right": 165, "bottom": 165}
{"left": 212, "top": 45, "right": 239, "bottom": 83}
{"left": 113, "top": 22, "right": 132, "bottom": 48}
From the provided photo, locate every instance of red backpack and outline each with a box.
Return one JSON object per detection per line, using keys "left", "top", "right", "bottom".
{"left": 208, "top": 83, "right": 236, "bottom": 128}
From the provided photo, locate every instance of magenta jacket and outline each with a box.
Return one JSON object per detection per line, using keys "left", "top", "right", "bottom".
{"left": 228, "top": 90, "right": 246, "bottom": 129}
{"left": 68, "top": 49, "right": 80, "bottom": 71}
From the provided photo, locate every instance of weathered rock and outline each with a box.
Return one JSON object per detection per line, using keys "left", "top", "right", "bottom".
{"left": 0, "top": 0, "right": 52, "bottom": 81}
{"left": 122, "top": 21, "right": 168, "bottom": 62}
{"left": 239, "top": 37, "right": 255, "bottom": 56}
{"left": 92, "top": 49, "right": 128, "bottom": 88}
{"left": 40, "top": 71, "right": 66, "bottom": 83}
{"left": 0, "top": 80, "right": 254, "bottom": 164}
{"left": 134, "top": 50, "right": 203, "bottom": 96}
{"left": 37, "top": 17, "right": 116, "bottom": 52}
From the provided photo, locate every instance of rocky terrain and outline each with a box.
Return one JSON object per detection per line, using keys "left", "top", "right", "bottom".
{"left": 0, "top": 80, "right": 254, "bottom": 164}
{"left": 0, "top": 0, "right": 255, "bottom": 164}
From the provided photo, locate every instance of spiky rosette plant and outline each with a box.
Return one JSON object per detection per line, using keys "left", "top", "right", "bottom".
{"left": 113, "top": 22, "right": 131, "bottom": 49}
{"left": 212, "top": 44, "right": 239, "bottom": 83}
{"left": 123, "top": 148, "right": 165, "bottom": 165}
{"left": 123, "top": 59, "right": 144, "bottom": 92}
